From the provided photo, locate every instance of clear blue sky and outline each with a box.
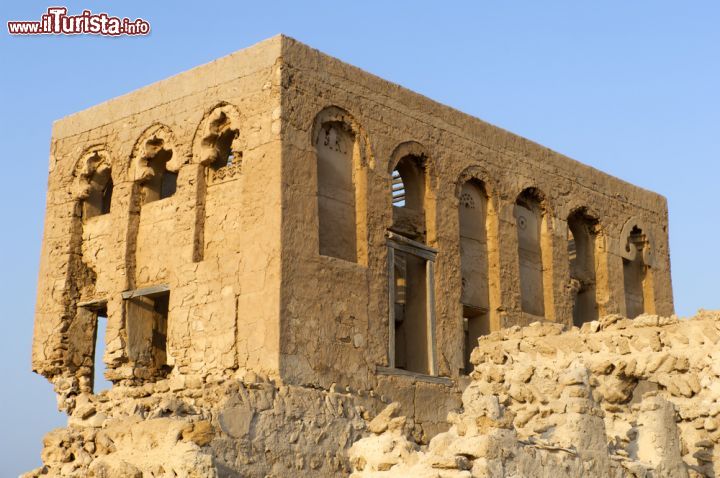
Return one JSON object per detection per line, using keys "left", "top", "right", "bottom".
{"left": 1, "top": 1, "right": 718, "bottom": 475}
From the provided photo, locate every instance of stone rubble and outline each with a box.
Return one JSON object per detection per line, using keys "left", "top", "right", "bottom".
{"left": 25, "top": 311, "right": 720, "bottom": 477}
{"left": 23, "top": 371, "right": 376, "bottom": 477}
{"left": 348, "top": 311, "right": 720, "bottom": 478}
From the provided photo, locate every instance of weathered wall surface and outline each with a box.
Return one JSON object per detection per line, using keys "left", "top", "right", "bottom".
{"left": 23, "top": 372, "right": 381, "bottom": 478}
{"left": 30, "top": 34, "right": 678, "bottom": 476}
{"left": 27, "top": 312, "right": 720, "bottom": 477}
{"left": 277, "top": 36, "right": 673, "bottom": 434}
{"left": 33, "top": 36, "right": 284, "bottom": 392}
{"left": 350, "top": 311, "right": 720, "bottom": 477}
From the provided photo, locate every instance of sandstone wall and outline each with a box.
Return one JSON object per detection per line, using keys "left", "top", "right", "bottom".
{"left": 349, "top": 311, "right": 720, "bottom": 477}
{"left": 28, "top": 312, "right": 720, "bottom": 477}
{"left": 33, "top": 37, "right": 284, "bottom": 390}
{"left": 24, "top": 372, "right": 380, "bottom": 477}
{"left": 30, "top": 35, "right": 677, "bottom": 471}
{"left": 277, "top": 36, "right": 673, "bottom": 435}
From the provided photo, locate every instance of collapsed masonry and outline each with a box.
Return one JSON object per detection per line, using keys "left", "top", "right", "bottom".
{"left": 26, "top": 312, "right": 720, "bottom": 477}
{"left": 27, "top": 35, "right": 678, "bottom": 476}
{"left": 350, "top": 311, "right": 720, "bottom": 478}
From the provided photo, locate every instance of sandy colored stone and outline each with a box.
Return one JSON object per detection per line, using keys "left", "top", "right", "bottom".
{"left": 349, "top": 312, "right": 720, "bottom": 477}
{"left": 23, "top": 35, "right": 689, "bottom": 478}
{"left": 181, "top": 420, "right": 214, "bottom": 446}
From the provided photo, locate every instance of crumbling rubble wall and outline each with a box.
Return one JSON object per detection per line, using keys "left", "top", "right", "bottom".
{"left": 24, "top": 372, "right": 384, "bottom": 478}
{"left": 27, "top": 312, "right": 720, "bottom": 477}
{"left": 349, "top": 311, "right": 720, "bottom": 477}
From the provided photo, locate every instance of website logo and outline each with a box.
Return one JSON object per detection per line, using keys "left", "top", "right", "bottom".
{"left": 8, "top": 7, "right": 150, "bottom": 36}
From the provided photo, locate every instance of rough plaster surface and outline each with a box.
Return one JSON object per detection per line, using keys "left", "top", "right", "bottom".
{"left": 28, "top": 35, "right": 681, "bottom": 476}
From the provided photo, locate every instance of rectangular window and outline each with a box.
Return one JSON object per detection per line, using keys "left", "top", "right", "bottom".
{"left": 463, "top": 306, "right": 489, "bottom": 374}
{"left": 92, "top": 306, "right": 112, "bottom": 392}
{"left": 123, "top": 286, "right": 170, "bottom": 378}
{"left": 75, "top": 300, "right": 111, "bottom": 393}
{"left": 387, "top": 232, "right": 437, "bottom": 376}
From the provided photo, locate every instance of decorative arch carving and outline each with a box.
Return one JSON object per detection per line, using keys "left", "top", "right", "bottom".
{"left": 567, "top": 205, "right": 601, "bottom": 234}
{"left": 455, "top": 165, "right": 498, "bottom": 203}
{"left": 130, "top": 124, "right": 181, "bottom": 182}
{"left": 73, "top": 146, "right": 113, "bottom": 200}
{"left": 73, "top": 146, "right": 115, "bottom": 219}
{"left": 619, "top": 216, "right": 654, "bottom": 267}
{"left": 192, "top": 103, "right": 244, "bottom": 173}
{"left": 312, "top": 105, "right": 373, "bottom": 169}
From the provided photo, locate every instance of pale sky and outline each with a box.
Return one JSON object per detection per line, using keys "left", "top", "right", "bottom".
{"left": 1, "top": 1, "right": 719, "bottom": 475}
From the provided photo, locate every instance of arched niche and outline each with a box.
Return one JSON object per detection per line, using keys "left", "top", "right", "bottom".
{"left": 457, "top": 177, "right": 491, "bottom": 373}
{"left": 619, "top": 218, "right": 655, "bottom": 318}
{"left": 74, "top": 147, "right": 114, "bottom": 219}
{"left": 131, "top": 124, "right": 182, "bottom": 204}
{"left": 388, "top": 141, "right": 429, "bottom": 243}
{"left": 311, "top": 106, "right": 370, "bottom": 263}
{"left": 513, "top": 187, "right": 548, "bottom": 317}
{"left": 567, "top": 207, "right": 600, "bottom": 326}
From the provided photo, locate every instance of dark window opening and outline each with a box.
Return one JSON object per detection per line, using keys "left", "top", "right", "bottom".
{"left": 82, "top": 166, "right": 113, "bottom": 219}
{"left": 390, "top": 156, "right": 426, "bottom": 242}
{"left": 160, "top": 170, "right": 177, "bottom": 199}
{"left": 463, "top": 306, "right": 489, "bottom": 375}
{"left": 142, "top": 147, "right": 176, "bottom": 204}
{"left": 100, "top": 178, "right": 113, "bottom": 215}
{"left": 125, "top": 290, "right": 170, "bottom": 378}
{"left": 392, "top": 250, "right": 430, "bottom": 374}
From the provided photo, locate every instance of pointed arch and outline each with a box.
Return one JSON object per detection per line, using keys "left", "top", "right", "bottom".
{"left": 312, "top": 106, "right": 371, "bottom": 263}
{"left": 567, "top": 206, "right": 600, "bottom": 326}
{"left": 192, "top": 103, "right": 244, "bottom": 177}
{"left": 131, "top": 124, "right": 181, "bottom": 203}
{"left": 619, "top": 217, "right": 655, "bottom": 318}
{"left": 73, "top": 146, "right": 115, "bottom": 219}
{"left": 514, "top": 187, "right": 550, "bottom": 317}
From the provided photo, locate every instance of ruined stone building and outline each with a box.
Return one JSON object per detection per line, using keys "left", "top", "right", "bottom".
{"left": 28, "top": 36, "right": 677, "bottom": 477}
